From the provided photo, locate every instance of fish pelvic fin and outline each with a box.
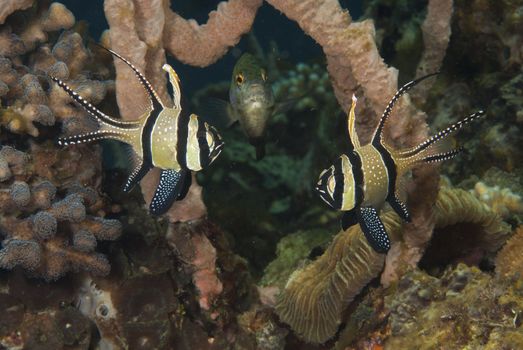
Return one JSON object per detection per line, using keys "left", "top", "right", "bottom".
{"left": 149, "top": 169, "right": 191, "bottom": 215}
{"left": 395, "top": 110, "right": 484, "bottom": 170}
{"left": 357, "top": 206, "right": 390, "bottom": 253}
{"left": 371, "top": 72, "right": 439, "bottom": 147}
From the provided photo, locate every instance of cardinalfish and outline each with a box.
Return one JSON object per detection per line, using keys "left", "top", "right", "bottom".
{"left": 50, "top": 47, "right": 224, "bottom": 215}
{"left": 206, "top": 53, "right": 291, "bottom": 160}
{"left": 315, "top": 73, "right": 484, "bottom": 253}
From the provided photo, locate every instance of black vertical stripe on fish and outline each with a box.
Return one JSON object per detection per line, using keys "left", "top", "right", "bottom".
{"left": 141, "top": 108, "right": 161, "bottom": 165}
{"left": 341, "top": 209, "right": 358, "bottom": 230}
{"left": 318, "top": 169, "right": 335, "bottom": 208}
{"left": 372, "top": 142, "right": 396, "bottom": 202}
{"left": 176, "top": 112, "right": 190, "bottom": 168}
{"left": 197, "top": 118, "right": 210, "bottom": 168}
{"left": 333, "top": 157, "right": 345, "bottom": 208}
{"left": 346, "top": 150, "right": 364, "bottom": 207}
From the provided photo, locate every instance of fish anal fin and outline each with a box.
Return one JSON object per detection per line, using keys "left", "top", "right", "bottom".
{"left": 387, "top": 194, "right": 411, "bottom": 222}
{"left": 341, "top": 209, "right": 358, "bottom": 231}
{"left": 123, "top": 160, "right": 152, "bottom": 193}
{"left": 149, "top": 169, "right": 190, "bottom": 215}
{"left": 357, "top": 207, "right": 391, "bottom": 253}
{"left": 58, "top": 131, "right": 116, "bottom": 146}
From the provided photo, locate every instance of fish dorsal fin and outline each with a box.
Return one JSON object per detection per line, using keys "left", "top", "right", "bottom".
{"left": 371, "top": 72, "right": 439, "bottom": 147}
{"left": 97, "top": 45, "right": 164, "bottom": 111}
{"left": 162, "top": 64, "right": 181, "bottom": 110}
{"left": 347, "top": 94, "right": 361, "bottom": 150}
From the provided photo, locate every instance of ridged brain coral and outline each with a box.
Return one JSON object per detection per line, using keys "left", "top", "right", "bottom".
{"left": 275, "top": 187, "right": 511, "bottom": 344}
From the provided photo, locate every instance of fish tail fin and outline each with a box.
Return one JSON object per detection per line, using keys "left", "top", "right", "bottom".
{"left": 49, "top": 75, "right": 140, "bottom": 129}
{"left": 250, "top": 137, "right": 265, "bottom": 160}
{"left": 58, "top": 130, "right": 123, "bottom": 146}
{"left": 395, "top": 110, "right": 484, "bottom": 170}
{"left": 255, "top": 144, "right": 265, "bottom": 160}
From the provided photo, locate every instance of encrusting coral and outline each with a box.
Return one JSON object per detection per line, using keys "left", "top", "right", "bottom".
{"left": 275, "top": 186, "right": 510, "bottom": 343}
{"left": 382, "top": 264, "right": 523, "bottom": 349}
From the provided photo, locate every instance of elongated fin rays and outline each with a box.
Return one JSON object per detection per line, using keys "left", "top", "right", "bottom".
{"left": 338, "top": 73, "right": 484, "bottom": 254}
{"left": 51, "top": 46, "right": 194, "bottom": 216}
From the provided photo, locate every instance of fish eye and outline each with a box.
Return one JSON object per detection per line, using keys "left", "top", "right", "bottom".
{"left": 261, "top": 70, "right": 267, "bottom": 81}
{"left": 236, "top": 73, "right": 244, "bottom": 85}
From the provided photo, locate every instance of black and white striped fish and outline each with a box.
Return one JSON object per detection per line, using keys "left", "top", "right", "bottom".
{"left": 315, "top": 73, "right": 484, "bottom": 253}
{"left": 50, "top": 48, "right": 224, "bottom": 215}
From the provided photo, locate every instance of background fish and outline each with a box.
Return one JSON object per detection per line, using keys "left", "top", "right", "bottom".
{"left": 206, "top": 53, "right": 292, "bottom": 160}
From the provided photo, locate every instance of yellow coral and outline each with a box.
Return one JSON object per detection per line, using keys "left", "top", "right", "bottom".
{"left": 275, "top": 186, "right": 510, "bottom": 344}
{"left": 495, "top": 226, "right": 523, "bottom": 278}
{"left": 472, "top": 181, "right": 523, "bottom": 220}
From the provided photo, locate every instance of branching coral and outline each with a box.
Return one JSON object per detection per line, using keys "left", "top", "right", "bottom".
{"left": 0, "top": 5, "right": 111, "bottom": 138}
{"left": 275, "top": 186, "right": 510, "bottom": 344}
{"left": 0, "top": 2, "right": 122, "bottom": 281}
{"left": 0, "top": 146, "right": 122, "bottom": 281}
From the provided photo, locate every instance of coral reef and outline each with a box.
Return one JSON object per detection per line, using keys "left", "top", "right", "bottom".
{"left": 472, "top": 181, "right": 523, "bottom": 221}
{"left": 0, "top": 2, "right": 121, "bottom": 281}
{"left": 0, "top": 272, "right": 92, "bottom": 350}
{"left": 275, "top": 186, "right": 510, "bottom": 343}
{"left": 275, "top": 216, "right": 388, "bottom": 344}
{"left": 384, "top": 264, "right": 523, "bottom": 349}
{"left": 495, "top": 226, "right": 523, "bottom": 279}
{"left": 0, "top": 144, "right": 121, "bottom": 280}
